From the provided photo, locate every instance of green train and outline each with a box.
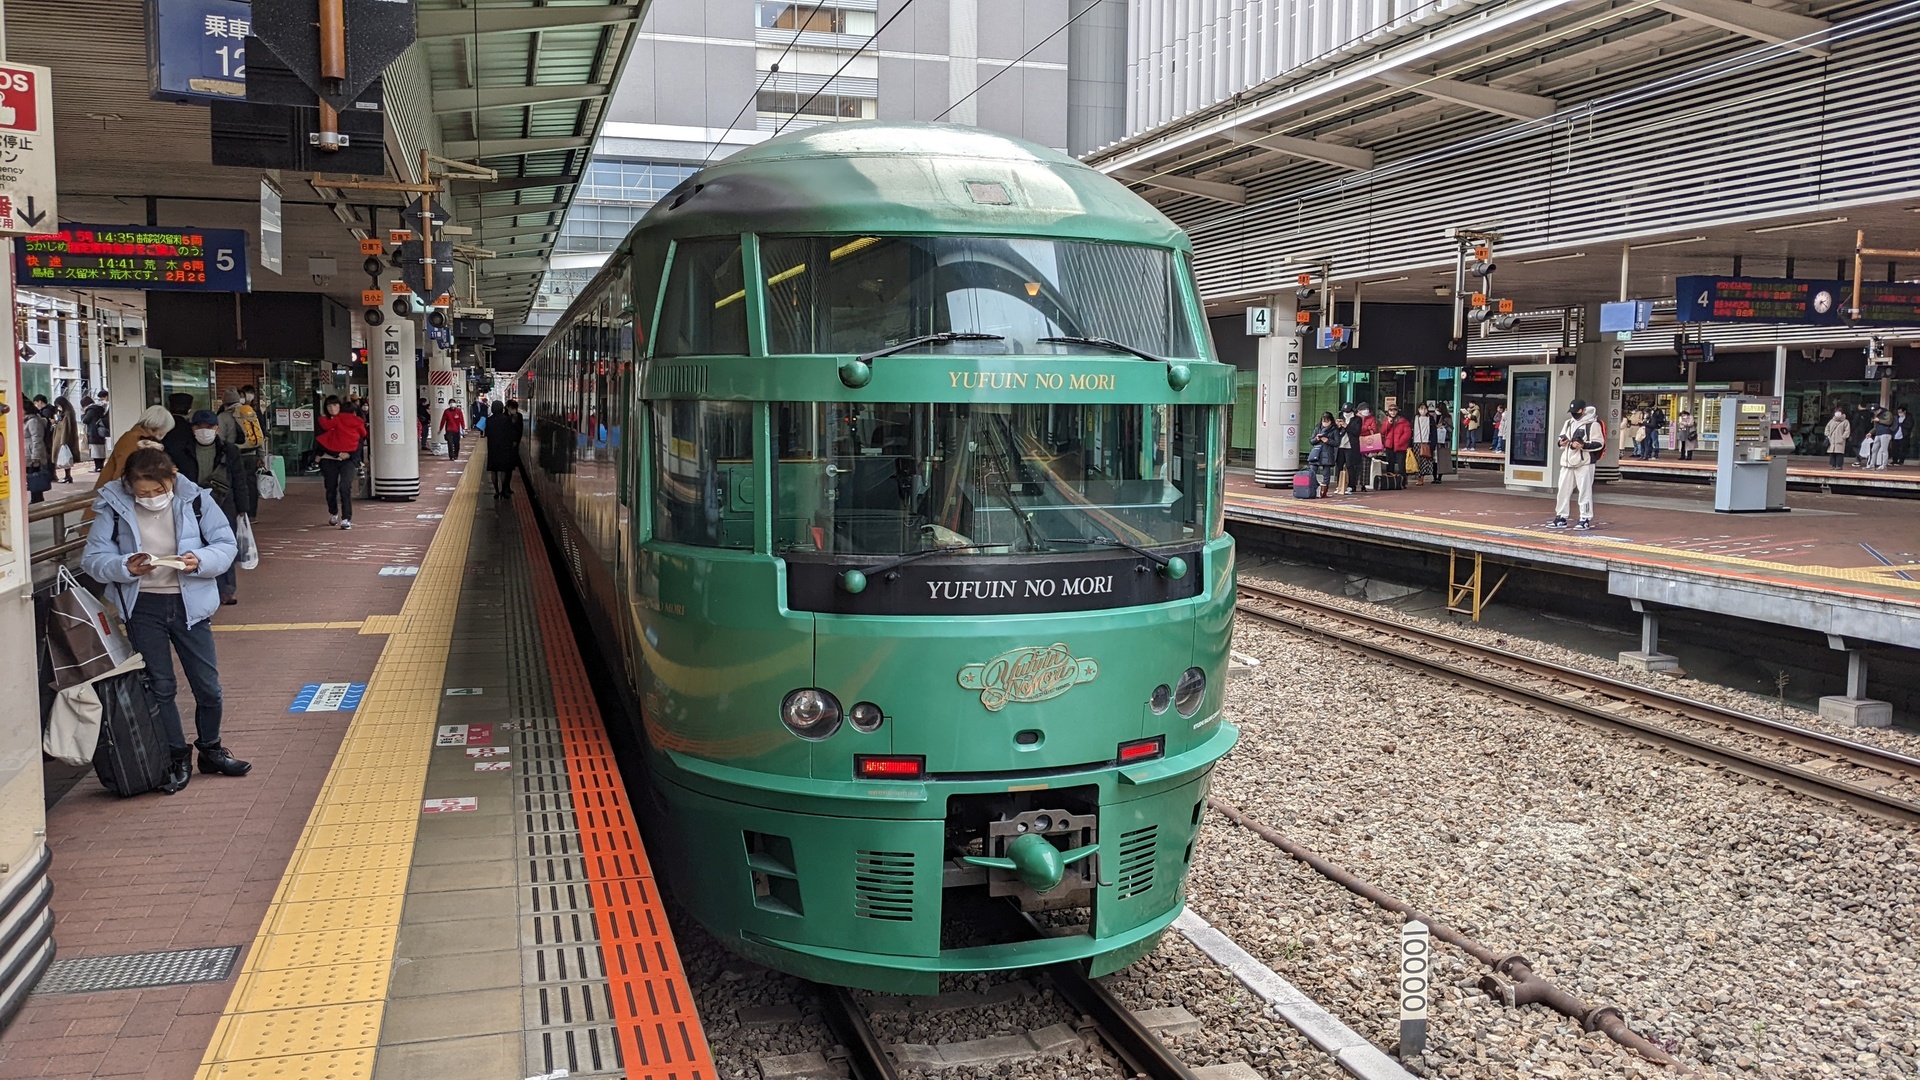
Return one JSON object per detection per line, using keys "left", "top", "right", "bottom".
{"left": 515, "top": 122, "right": 1238, "bottom": 994}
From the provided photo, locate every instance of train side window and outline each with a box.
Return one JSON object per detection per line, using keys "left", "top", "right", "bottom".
{"left": 657, "top": 239, "right": 748, "bottom": 358}
{"left": 652, "top": 400, "right": 756, "bottom": 549}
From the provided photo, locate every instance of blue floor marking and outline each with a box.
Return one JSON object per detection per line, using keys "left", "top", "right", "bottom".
{"left": 1859, "top": 542, "right": 1916, "bottom": 582}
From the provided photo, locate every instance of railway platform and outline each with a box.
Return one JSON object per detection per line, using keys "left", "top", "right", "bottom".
{"left": 1455, "top": 449, "right": 1920, "bottom": 494}
{"left": 1, "top": 455, "right": 711, "bottom": 1080}
{"left": 1226, "top": 467, "right": 1920, "bottom": 725}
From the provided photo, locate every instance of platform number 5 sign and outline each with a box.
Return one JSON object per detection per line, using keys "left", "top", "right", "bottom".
{"left": 0, "top": 63, "right": 55, "bottom": 236}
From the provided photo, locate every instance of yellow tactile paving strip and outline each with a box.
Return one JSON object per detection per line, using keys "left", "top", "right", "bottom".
{"left": 196, "top": 463, "right": 480, "bottom": 1080}
{"left": 1230, "top": 490, "right": 1920, "bottom": 601}
{"left": 212, "top": 620, "right": 367, "bottom": 633}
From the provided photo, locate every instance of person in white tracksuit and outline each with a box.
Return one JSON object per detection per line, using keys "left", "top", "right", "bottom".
{"left": 1550, "top": 400, "right": 1604, "bottom": 530}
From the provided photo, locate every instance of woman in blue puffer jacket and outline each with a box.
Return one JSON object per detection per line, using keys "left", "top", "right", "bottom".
{"left": 82, "top": 447, "right": 250, "bottom": 793}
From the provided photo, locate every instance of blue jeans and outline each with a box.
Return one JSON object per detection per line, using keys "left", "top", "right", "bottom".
{"left": 125, "top": 593, "right": 224, "bottom": 750}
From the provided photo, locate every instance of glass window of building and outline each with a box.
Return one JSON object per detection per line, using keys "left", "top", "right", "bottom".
{"left": 755, "top": 4, "right": 875, "bottom": 34}
{"left": 655, "top": 239, "right": 749, "bottom": 358}
{"left": 761, "top": 236, "right": 1198, "bottom": 359}
{"left": 651, "top": 400, "right": 755, "bottom": 549}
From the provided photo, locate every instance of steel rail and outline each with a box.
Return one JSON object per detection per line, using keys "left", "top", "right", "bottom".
{"left": 1234, "top": 583, "right": 1920, "bottom": 827}
{"left": 1044, "top": 962, "right": 1199, "bottom": 1080}
{"left": 814, "top": 983, "right": 900, "bottom": 1080}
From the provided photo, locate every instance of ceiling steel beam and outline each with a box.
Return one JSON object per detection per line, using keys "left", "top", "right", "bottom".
{"left": 417, "top": 5, "right": 643, "bottom": 41}
{"left": 470, "top": 226, "right": 563, "bottom": 242}
{"left": 1652, "top": 0, "right": 1830, "bottom": 54}
{"left": 1374, "top": 70, "right": 1556, "bottom": 120}
{"left": 451, "top": 175, "right": 580, "bottom": 198}
{"left": 444, "top": 136, "right": 594, "bottom": 159}
{"left": 467, "top": 201, "right": 569, "bottom": 224}
{"left": 1111, "top": 169, "right": 1246, "bottom": 206}
{"left": 433, "top": 84, "right": 612, "bottom": 114}
{"left": 1221, "top": 126, "right": 1376, "bottom": 171}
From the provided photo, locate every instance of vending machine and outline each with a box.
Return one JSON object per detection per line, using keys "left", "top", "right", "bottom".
{"left": 1503, "top": 363, "right": 1579, "bottom": 491}
{"left": 1713, "top": 395, "right": 1789, "bottom": 513}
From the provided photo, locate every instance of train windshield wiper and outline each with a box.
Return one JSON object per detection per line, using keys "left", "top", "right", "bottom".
{"left": 858, "top": 332, "right": 1005, "bottom": 363}
{"left": 1038, "top": 336, "right": 1168, "bottom": 364}
{"left": 1042, "top": 535, "right": 1179, "bottom": 570}
{"left": 852, "top": 543, "right": 999, "bottom": 579}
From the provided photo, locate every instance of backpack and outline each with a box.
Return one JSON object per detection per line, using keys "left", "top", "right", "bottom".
{"left": 233, "top": 405, "right": 265, "bottom": 450}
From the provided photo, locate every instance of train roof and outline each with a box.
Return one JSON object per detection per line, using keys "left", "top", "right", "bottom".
{"left": 638, "top": 122, "right": 1190, "bottom": 252}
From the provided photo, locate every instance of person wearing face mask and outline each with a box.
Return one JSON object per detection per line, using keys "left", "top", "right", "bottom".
{"left": 182, "top": 411, "right": 249, "bottom": 605}
{"left": 82, "top": 447, "right": 248, "bottom": 792}
{"left": 1893, "top": 406, "right": 1910, "bottom": 467}
{"left": 1549, "top": 400, "right": 1604, "bottom": 530}
{"left": 438, "top": 397, "right": 467, "bottom": 461}
{"left": 1824, "top": 407, "right": 1851, "bottom": 471}
{"left": 218, "top": 386, "right": 267, "bottom": 522}
{"left": 314, "top": 394, "right": 368, "bottom": 528}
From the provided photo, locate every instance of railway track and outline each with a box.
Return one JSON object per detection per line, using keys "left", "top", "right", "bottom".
{"left": 1234, "top": 581, "right": 1920, "bottom": 827}
{"left": 811, "top": 962, "right": 1199, "bottom": 1080}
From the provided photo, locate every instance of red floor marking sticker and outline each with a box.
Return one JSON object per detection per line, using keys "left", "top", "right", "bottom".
{"left": 474, "top": 762, "right": 512, "bottom": 772}
{"left": 422, "top": 797, "right": 477, "bottom": 813}
{"left": 464, "top": 747, "right": 509, "bottom": 758}
{"left": 464, "top": 723, "right": 494, "bottom": 746}
{"left": 435, "top": 724, "right": 469, "bottom": 746}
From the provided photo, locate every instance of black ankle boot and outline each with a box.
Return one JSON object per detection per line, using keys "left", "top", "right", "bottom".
{"left": 158, "top": 747, "right": 192, "bottom": 794}
{"left": 195, "top": 741, "right": 253, "bottom": 777}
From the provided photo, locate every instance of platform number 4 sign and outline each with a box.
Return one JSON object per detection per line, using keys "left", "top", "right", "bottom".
{"left": 1245, "top": 306, "right": 1273, "bottom": 337}
{"left": 0, "top": 63, "right": 56, "bottom": 236}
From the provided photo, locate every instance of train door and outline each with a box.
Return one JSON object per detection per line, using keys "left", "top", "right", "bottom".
{"left": 610, "top": 266, "right": 638, "bottom": 679}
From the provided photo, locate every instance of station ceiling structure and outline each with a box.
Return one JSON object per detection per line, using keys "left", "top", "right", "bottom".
{"left": 1085, "top": 0, "right": 1920, "bottom": 313}
{"left": 7, "top": 0, "right": 645, "bottom": 324}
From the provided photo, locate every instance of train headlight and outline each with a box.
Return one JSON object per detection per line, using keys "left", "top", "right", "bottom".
{"left": 1173, "top": 667, "right": 1207, "bottom": 718}
{"left": 849, "top": 701, "right": 885, "bottom": 733}
{"left": 781, "top": 688, "right": 842, "bottom": 740}
{"left": 1149, "top": 683, "right": 1173, "bottom": 715}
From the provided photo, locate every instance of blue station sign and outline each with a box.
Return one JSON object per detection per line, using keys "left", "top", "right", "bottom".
{"left": 1677, "top": 275, "right": 1920, "bottom": 327}
{"left": 15, "top": 224, "right": 251, "bottom": 291}
{"left": 147, "top": 0, "right": 251, "bottom": 104}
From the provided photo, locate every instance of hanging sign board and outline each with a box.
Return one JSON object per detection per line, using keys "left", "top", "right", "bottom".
{"left": 0, "top": 63, "right": 57, "bottom": 236}
{"left": 260, "top": 179, "right": 283, "bottom": 275}
{"left": 16, "top": 224, "right": 250, "bottom": 290}
{"left": 1244, "top": 306, "right": 1273, "bottom": 337}
{"left": 147, "top": 0, "right": 251, "bottom": 104}
{"left": 1672, "top": 275, "right": 1920, "bottom": 327}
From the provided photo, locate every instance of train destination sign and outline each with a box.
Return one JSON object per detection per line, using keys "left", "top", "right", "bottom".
{"left": 785, "top": 547, "right": 1205, "bottom": 616}
{"left": 15, "top": 224, "right": 251, "bottom": 291}
{"left": 1677, "top": 276, "right": 1920, "bottom": 327}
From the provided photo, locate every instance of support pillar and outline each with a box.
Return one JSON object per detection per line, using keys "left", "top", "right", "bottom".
{"left": 426, "top": 338, "right": 454, "bottom": 455}
{"left": 370, "top": 317, "right": 421, "bottom": 500}
{"left": 1771, "top": 345, "right": 1788, "bottom": 421}
{"left": 1617, "top": 599, "right": 1681, "bottom": 672}
{"left": 1818, "top": 635, "right": 1891, "bottom": 727}
{"left": 1574, "top": 302, "right": 1625, "bottom": 483}
{"left": 1253, "top": 293, "right": 1302, "bottom": 487}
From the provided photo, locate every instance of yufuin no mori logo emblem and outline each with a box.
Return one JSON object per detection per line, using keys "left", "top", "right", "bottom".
{"left": 958, "top": 643, "right": 1099, "bottom": 712}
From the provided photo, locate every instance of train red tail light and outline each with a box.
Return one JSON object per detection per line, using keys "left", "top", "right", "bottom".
{"left": 1117, "top": 736, "right": 1165, "bottom": 764}
{"left": 855, "top": 755, "right": 925, "bottom": 780}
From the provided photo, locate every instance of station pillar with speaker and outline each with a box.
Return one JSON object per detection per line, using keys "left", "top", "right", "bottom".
{"left": 369, "top": 315, "right": 420, "bottom": 500}
{"left": 1253, "top": 292, "right": 1302, "bottom": 487}
{"left": 103, "top": 346, "right": 159, "bottom": 433}
{"left": 426, "top": 337, "right": 455, "bottom": 456}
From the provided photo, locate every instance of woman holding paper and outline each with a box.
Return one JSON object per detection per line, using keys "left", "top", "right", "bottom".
{"left": 82, "top": 447, "right": 250, "bottom": 793}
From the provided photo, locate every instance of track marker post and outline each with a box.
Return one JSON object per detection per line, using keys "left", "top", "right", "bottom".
{"left": 1398, "top": 920, "right": 1431, "bottom": 1059}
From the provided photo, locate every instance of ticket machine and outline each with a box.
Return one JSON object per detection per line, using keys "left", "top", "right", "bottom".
{"left": 1503, "top": 363, "right": 1579, "bottom": 490}
{"left": 1713, "top": 395, "right": 1788, "bottom": 512}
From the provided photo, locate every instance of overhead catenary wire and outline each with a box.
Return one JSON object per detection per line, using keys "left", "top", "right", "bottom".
{"left": 931, "top": 0, "right": 1111, "bottom": 124}
{"left": 776, "top": 0, "right": 920, "bottom": 136}
{"left": 703, "top": 0, "right": 835, "bottom": 165}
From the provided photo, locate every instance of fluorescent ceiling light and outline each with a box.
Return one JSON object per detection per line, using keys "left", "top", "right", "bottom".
{"left": 1628, "top": 236, "right": 1708, "bottom": 250}
{"left": 1748, "top": 216, "right": 1848, "bottom": 234}
{"left": 1362, "top": 276, "right": 1409, "bottom": 285}
{"left": 1520, "top": 252, "right": 1586, "bottom": 265}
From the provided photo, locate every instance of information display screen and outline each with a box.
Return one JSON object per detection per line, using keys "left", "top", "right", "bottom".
{"left": 15, "top": 224, "right": 250, "bottom": 291}
{"left": 1678, "top": 276, "right": 1920, "bottom": 327}
{"left": 1510, "top": 371, "right": 1551, "bottom": 468}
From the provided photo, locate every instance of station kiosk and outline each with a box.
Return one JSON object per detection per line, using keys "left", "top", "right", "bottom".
{"left": 1502, "top": 363, "right": 1579, "bottom": 491}
{"left": 1713, "top": 396, "right": 1788, "bottom": 513}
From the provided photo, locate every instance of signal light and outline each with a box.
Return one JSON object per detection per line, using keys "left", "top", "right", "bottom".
{"left": 1492, "top": 312, "right": 1521, "bottom": 331}
{"left": 855, "top": 755, "right": 925, "bottom": 780}
{"left": 1117, "top": 736, "right": 1165, "bottom": 764}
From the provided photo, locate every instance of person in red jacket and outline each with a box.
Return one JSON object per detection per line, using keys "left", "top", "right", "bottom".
{"left": 439, "top": 399, "right": 467, "bottom": 461}
{"left": 314, "top": 395, "right": 369, "bottom": 529}
{"left": 1380, "top": 403, "right": 1414, "bottom": 488}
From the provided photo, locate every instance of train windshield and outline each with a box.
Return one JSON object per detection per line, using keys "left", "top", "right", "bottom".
{"left": 760, "top": 236, "right": 1198, "bottom": 359}
{"left": 774, "top": 401, "right": 1223, "bottom": 556}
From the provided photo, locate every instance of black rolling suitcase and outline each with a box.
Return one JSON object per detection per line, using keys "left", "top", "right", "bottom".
{"left": 92, "top": 670, "right": 173, "bottom": 797}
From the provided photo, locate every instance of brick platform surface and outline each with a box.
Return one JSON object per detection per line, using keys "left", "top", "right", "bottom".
{"left": 0, "top": 454, "right": 469, "bottom": 1080}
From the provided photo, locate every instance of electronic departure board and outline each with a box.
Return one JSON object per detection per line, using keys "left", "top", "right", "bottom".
{"left": 14, "top": 224, "right": 250, "bottom": 291}
{"left": 1677, "top": 275, "right": 1920, "bottom": 327}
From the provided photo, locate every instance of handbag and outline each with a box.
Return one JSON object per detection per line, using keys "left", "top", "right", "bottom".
{"left": 26, "top": 463, "right": 52, "bottom": 494}
{"left": 46, "top": 566, "right": 135, "bottom": 690}
{"left": 235, "top": 515, "right": 260, "bottom": 571}
{"left": 1405, "top": 449, "right": 1420, "bottom": 472}
{"left": 1358, "top": 433, "right": 1384, "bottom": 455}
{"left": 44, "top": 655, "right": 148, "bottom": 766}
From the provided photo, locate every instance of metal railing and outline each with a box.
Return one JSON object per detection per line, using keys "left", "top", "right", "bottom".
{"left": 27, "top": 490, "right": 96, "bottom": 566}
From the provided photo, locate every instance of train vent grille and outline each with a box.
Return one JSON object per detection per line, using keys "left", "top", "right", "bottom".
{"left": 1115, "top": 825, "right": 1157, "bottom": 900}
{"left": 853, "top": 851, "right": 916, "bottom": 922}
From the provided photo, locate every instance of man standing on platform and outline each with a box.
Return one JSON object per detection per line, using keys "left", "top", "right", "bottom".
{"left": 1550, "top": 400, "right": 1603, "bottom": 531}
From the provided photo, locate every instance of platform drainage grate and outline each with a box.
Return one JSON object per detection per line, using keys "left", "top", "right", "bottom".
{"left": 32, "top": 946, "right": 241, "bottom": 995}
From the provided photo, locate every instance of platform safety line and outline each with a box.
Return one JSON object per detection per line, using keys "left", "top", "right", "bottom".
{"left": 195, "top": 462, "right": 483, "bottom": 1080}
{"left": 1229, "top": 491, "right": 1920, "bottom": 602}
{"left": 513, "top": 494, "right": 717, "bottom": 1080}
{"left": 212, "top": 620, "right": 366, "bottom": 633}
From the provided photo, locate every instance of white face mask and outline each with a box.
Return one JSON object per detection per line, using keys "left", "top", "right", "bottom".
{"left": 135, "top": 490, "right": 174, "bottom": 512}
{"left": 244, "top": 393, "right": 256, "bottom": 403}
{"left": 194, "top": 429, "right": 217, "bottom": 445}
